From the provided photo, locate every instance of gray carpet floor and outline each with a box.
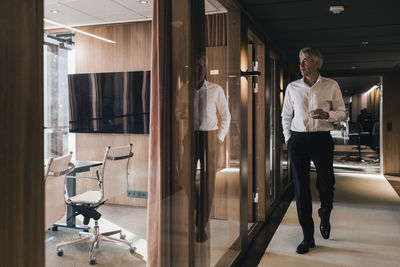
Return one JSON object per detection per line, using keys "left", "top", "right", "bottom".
{"left": 259, "top": 172, "right": 400, "bottom": 267}
{"left": 45, "top": 205, "right": 147, "bottom": 267}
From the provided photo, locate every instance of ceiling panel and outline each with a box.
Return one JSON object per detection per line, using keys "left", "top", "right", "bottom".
{"left": 45, "top": 2, "right": 104, "bottom": 26}
{"left": 113, "top": 0, "right": 153, "bottom": 18}
{"left": 241, "top": 0, "right": 400, "bottom": 72}
{"left": 60, "top": 0, "right": 144, "bottom": 19}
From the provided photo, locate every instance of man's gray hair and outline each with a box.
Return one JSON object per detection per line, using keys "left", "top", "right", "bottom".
{"left": 299, "top": 47, "right": 323, "bottom": 69}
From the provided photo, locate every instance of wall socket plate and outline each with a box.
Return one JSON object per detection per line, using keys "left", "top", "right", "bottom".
{"left": 127, "top": 190, "right": 148, "bottom": 199}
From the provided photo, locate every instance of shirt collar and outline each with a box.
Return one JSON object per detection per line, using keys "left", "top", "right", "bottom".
{"left": 301, "top": 74, "right": 322, "bottom": 85}
{"left": 197, "top": 79, "right": 208, "bottom": 90}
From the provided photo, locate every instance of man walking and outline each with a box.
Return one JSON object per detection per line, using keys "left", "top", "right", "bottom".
{"left": 281, "top": 47, "right": 347, "bottom": 254}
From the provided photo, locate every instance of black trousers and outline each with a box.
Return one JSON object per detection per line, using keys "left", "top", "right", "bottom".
{"left": 288, "top": 131, "right": 335, "bottom": 240}
{"left": 192, "top": 130, "right": 217, "bottom": 233}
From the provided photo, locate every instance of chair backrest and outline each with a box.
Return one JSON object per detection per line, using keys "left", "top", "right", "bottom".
{"left": 101, "top": 144, "right": 133, "bottom": 200}
{"left": 44, "top": 152, "right": 74, "bottom": 230}
{"left": 372, "top": 121, "right": 380, "bottom": 135}
{"left": 348, "top": 122, "right": 364, "bottom": 134}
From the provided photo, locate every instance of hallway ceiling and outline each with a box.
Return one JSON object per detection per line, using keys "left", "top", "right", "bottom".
{"left": 241, "top": 0, "right": 400, "bottom": 72}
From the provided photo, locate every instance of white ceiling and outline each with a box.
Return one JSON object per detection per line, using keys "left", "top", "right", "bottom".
{"left": 44, "top": 0, "right": 227, "bottom": 29}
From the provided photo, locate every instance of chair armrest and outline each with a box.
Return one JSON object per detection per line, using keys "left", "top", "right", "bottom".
{"left": 96, "top": 169, "right": 102, "bottom": 180}
{"left": 66, "top": 175, "right": 99, "bottom": 181}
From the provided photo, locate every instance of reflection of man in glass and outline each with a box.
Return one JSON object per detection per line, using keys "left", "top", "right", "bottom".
{"left": 193, "top": 56, "right": 231, "bottom": 242}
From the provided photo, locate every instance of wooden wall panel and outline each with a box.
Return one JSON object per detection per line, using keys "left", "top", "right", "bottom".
{"left": 74, "top": 22, "right": 151, "bottom": 206}
{"left": 75, "top": 134, "right": 149, "bottom": 206}
{"left": 0, "top": 0, "right": 44, "bottom": 266}
{"left": 75, "top": 22, "right": 151, "bottom": 72}
{"left": 382, "top": 72, "right": 400, "bottom": 175}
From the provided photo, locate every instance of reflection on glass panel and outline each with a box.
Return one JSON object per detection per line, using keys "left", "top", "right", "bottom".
{"left": 44, "top": 129, "right": 69, "bottom": 160}
{"left": 280, "top": 66, "right": 289, "bottom": 188}
{"left": 171, "top": 0, "right": 191, "bottom": 265}
{"left": 195, "top": 2, "right": 240, "bottom": 265}
{"left": 171, "top": 1, "right": 240, "bottom": 265}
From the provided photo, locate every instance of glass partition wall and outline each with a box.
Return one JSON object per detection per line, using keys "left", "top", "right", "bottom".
{"left": 42, "top": 0, "right": 295, "bottom": 265}
{"left": 44, "top": 21, "right": 151, "bottom": 266}
{"left": 43, "top": 37, "right": 74, "bottom": 160}
{"left": 169, "top": 0, "right": 241, "bottom": 265}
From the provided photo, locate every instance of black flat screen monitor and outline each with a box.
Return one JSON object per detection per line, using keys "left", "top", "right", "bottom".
{"left": 68, "top": 71, "right": 150, "bottom": 134}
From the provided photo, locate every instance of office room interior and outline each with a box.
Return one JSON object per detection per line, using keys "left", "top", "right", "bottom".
{"left": 2, "top": 0, "right": 400, "bottom": 267}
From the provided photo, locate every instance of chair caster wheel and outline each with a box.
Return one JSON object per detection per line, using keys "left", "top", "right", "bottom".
{"left": 51, "top": 226, "right": 58, "bottom": 231}
{"left": 120, "top": 234, "right": 126, "bottom": 240}
{"left": 57, "top": 249, "right": 63, "bottom": 256}
{"left": 90, "top": 259, "right": 96, "bottom": 265}
{"left": 129, "top": 248, "right": 135, "bottom": 254}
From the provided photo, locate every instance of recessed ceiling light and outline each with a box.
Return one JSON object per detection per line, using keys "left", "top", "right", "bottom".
{"left": 362, "top": 41, "right": 369, "bottom": 46}
{"left": 139, "top": 0, "right": 148, "bottom": 3}
{"left": 329, "top": 6, "right": 344, "bottom": 14}
{"left": 50, "top": 10, "right": 60, "bottom": 14}
{"left": 351, "top": 66, "right": 357, "bottom": 70}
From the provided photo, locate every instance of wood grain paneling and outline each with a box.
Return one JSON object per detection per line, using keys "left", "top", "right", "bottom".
{"left": 75, "top": 134, "right": 149, "bottom": 206}
{"left": 75, "top": 22, "right": 151, "bottom": 73}
{"left": 0, "top": 0, "right": 44, "bottom": 266}
{"left": 382, "top": 72, "right": 400, "bottom": 175}
{"left": 206, "top": 46, "right": 228, "bottom": 169}
{"left": 211, "top": 169, "right": 240, "bottom": 221}
{"left": 74, "top": 22, "right": 151, "bottom": 206}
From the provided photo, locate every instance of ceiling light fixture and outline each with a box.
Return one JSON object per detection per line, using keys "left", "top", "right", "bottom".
{"left": 351, "top": 66, "right": 357, "bottom": 70}
{"left": 139, "top": 0, "right": 148, "bottom": 3}
{"left": 362, "top": 41, "right": 369, "bottom": 46}
{"left": 329, "top": 6, "right": 344, "bottom": 14}
{"left": 44, "top": 18, "right": 116, "bottom": 44}
{"left": 50, "top": 10, "right": 60, "bottom": 14}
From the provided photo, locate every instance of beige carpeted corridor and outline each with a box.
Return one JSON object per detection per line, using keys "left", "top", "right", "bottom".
{"left": 259, "top": 172, "right": 400, "bottom": 267}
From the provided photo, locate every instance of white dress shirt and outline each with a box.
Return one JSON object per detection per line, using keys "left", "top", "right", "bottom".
{"left": 281, "top": 75, "right": 347, "bottom": 143}
{"left": 194, "top": 80, "right": 231, "bottom": 142}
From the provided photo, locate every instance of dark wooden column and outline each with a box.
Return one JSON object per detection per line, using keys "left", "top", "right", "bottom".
{"left": 0, "top": 0, "right": 44, "bottom": 266}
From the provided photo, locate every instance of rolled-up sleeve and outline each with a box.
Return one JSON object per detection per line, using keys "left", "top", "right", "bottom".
{"left": 281, "top": 86, "right": 294, "bottom": 143}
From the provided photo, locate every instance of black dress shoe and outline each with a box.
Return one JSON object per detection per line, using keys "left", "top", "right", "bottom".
{"left": 318, "top": 210, "right": 331, "bottom": 239}
{"left": 296, "top": 239, "right": 315, "bottom": 254}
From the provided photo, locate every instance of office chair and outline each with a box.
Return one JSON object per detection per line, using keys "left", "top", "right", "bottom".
{"left": 45, "top": 152, "right": 75, "bottom": 231}
{"left": 56, "top": 144, "right": 138, "bottom": 265}
{"left": 371, "top": 121, "right": 380, "bottom": 153}
{"left": 348, "top": 122, "right": 369, "bottom": 162}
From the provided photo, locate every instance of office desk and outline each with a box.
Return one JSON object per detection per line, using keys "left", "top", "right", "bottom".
{"left": 54, "top": 160, "right": 102, "bottom": 231}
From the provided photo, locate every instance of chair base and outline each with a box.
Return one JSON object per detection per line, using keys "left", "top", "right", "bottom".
{"left": 56, "top": 221, "right": 143, "bottom": 264}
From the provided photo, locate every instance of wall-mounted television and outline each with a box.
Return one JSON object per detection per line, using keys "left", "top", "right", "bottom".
{"left": 68, "top": 71, "right": 150, "bottom": 134}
